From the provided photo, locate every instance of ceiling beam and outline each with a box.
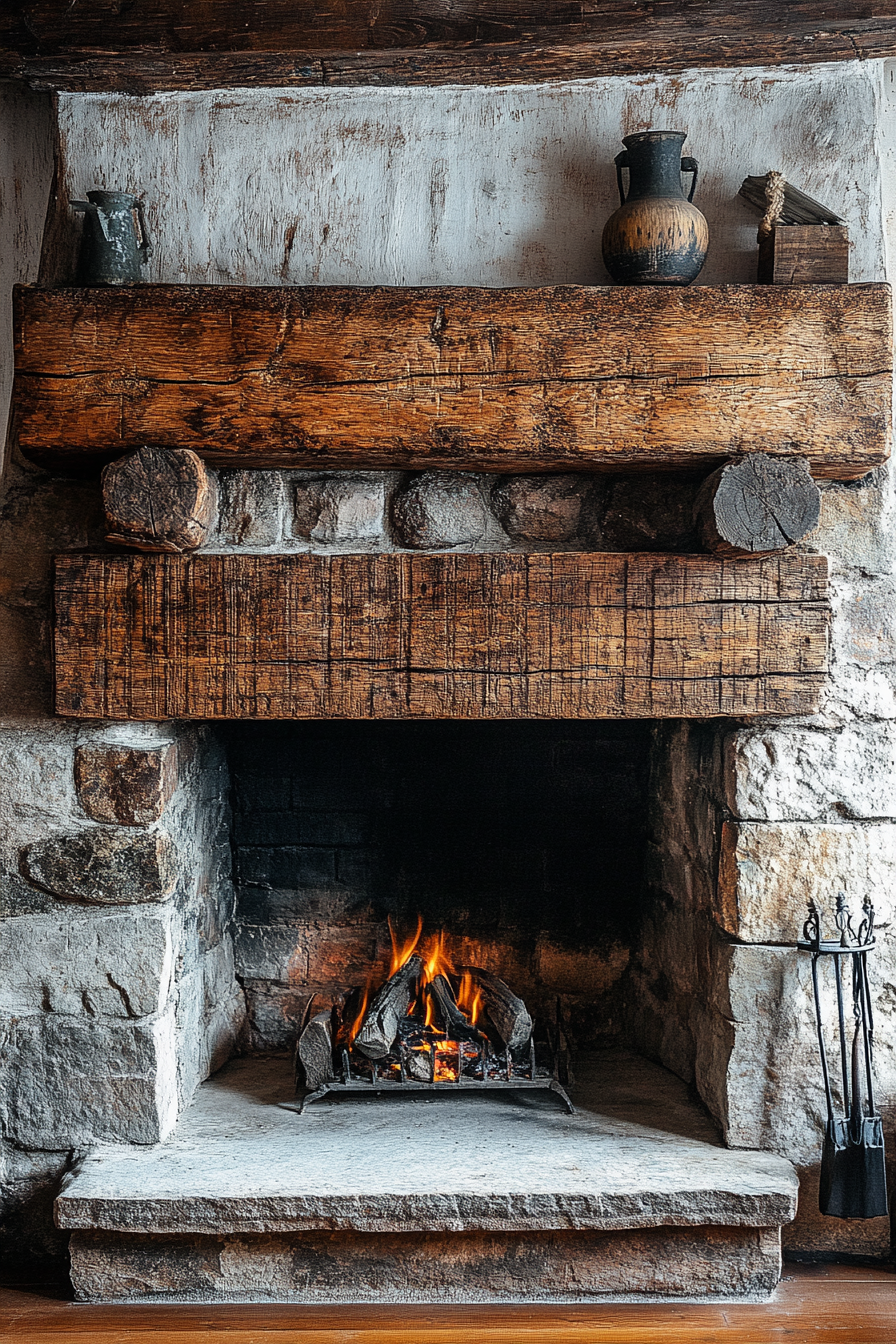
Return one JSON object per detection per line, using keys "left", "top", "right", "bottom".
{"left": 2, "top": 3, "right": 896, "bottom": 91}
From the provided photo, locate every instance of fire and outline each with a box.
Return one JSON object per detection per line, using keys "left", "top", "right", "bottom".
{"left": 388, "top": 913, "right": 423, "bottom": 975}
{"left": 456, "top": 971, "right": 483, "bottom": 1027}
{"left": 349, "top": 918, "right": 488, "bottom": 1062}
{"left": 347, "top": 975, "right": 373, "bottom": 1044}
{"left": 421, "top": 929, "right": 454, "bottom": 985}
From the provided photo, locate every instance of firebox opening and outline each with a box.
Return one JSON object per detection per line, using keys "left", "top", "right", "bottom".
{"left": 220, "top": 720, "right": 654, "bottom": 1059}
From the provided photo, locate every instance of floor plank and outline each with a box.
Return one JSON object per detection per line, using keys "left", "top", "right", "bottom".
{"left": 2, "top": 1265, "right": 895, "bottom": 1343}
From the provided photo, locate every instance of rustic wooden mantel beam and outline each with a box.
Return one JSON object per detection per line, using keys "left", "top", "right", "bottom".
{"left": 3, "top": 2, "right": 896, "bottom": 91}
{"left": 54, "top": 551, "right": 829, "bottom": 721}
{"left": 15, "top": 283, "right": 892, "bottom": 480}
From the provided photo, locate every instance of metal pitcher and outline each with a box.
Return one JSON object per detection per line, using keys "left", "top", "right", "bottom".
{"left": 72, "top": 190, "right": 150, "bottom": 285}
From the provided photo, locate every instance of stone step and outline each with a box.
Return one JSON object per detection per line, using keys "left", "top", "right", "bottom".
{"left": 58, "top": 1051, "right": 798, "bottom": 1304}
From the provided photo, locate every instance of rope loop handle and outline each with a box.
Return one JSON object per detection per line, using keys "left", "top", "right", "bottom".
{"left": 758, "top": 170, "right": 786, "bottom": 241}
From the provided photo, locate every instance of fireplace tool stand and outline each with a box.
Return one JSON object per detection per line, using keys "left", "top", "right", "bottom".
{"left": 798, "top": 894, "right": 888, "bottom": 1219}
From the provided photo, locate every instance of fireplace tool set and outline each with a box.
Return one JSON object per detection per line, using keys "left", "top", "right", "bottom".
{"left": 295, "top": 931, "right": 574, "bottom": 1114}
{"left": 799, "top": 894, "right": 888, "bottom": 1219}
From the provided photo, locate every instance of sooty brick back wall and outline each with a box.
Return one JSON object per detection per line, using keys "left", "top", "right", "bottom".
{"left": 222, "top": 721, "right": 652, "bottom": 1050}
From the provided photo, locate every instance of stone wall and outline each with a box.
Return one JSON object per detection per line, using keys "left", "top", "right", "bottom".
{"left": 633, "top": 467, "right": 896, "bottom": 1257}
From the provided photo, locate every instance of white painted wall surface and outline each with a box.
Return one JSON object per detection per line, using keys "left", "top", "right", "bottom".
{"left": 57, "top": 61, "right": 888, "bottom": 289}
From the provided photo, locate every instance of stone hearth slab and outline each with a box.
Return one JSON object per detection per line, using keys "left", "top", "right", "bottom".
{"left": 59, "top": 1051, "right": 798, "bottom": 1304}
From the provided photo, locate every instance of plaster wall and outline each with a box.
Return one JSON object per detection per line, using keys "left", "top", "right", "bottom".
{"left": 54, "top": 63, "right": 889, "bottom": 288}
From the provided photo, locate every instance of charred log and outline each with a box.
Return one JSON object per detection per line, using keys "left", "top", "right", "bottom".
{"left": 354, "top": 955, "right": 423, "bottom": 1060}
{"left": 428, "top": 974, "right": 481, "bottom": 1042}
{"left": 295, "top": 1009, "right": 334, "bottom": 1092}
{"left": 458, "top": 967, "right": 533, "bottom": 1051}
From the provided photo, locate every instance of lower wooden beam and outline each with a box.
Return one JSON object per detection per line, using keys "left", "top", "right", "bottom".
{"left": 54, "top": 552, "right": 829, "bottom": 721}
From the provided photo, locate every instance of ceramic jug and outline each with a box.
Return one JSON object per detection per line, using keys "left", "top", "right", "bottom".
{"left": 601, "top": 131, "right": 709, "bottom": 285}
{"left": 72, "top": 190, "right": 150, "bottom": 285}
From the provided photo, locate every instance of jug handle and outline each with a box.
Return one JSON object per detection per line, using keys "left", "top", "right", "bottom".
{"left": 132, "top": 199, "right": 152, "bottom": 260}
{"left": 614, "top": 150, "right": 629, "bottom": 206}
{"left": 681, "top": 157, "right": 698, "bottom": 203}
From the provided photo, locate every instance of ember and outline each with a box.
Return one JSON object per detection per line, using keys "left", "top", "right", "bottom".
{"left": 295, "top": 920, "right": 573, "bottom": 1112}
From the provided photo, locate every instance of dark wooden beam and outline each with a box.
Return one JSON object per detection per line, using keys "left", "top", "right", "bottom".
{"left": 15, "top": 283, "right": 892, "bottom": 480}
{"left": 53, "top": 551, "right": 829, "bottom": 721}
{"left": 2, "top": 3, "right": 896, "bottom": 91}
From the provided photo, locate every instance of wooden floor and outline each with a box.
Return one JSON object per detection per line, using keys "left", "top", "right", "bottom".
{"left": 1, "top": 1264, "right": 894, "bottom": 1344}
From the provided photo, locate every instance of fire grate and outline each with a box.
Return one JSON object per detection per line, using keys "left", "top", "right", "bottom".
{"left": 295, "top": 923, "right": 575, "bottom": 1115}
{"left": 299, "top": 1033, "right": 575, "bottom": 1114}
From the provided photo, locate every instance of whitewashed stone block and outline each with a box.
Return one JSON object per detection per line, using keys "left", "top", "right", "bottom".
{"left": 832, "top": 576, "right": 896, "bottom": 671}
{"left": 724, "top": 725, "right": 896, "bottom": 822}
{"left": 217, "top": 471, "right": 285, "bottom": 548}
{"left": 0, "top": 909, "right": 174, "bottom": 1017}
{"left": 703, "top": 939, "right": 896, "bottom": 1169}
{"left": 716, "top": 822, "right": 896, "bottom": 945}
{"left": 292, "top": 476, "right": 386, "bottom": 546}
{"left": 0, "top": 722, "right": 82, "bottom": 866}
{"left": 809, "top": 472, "right": 896, "bottom": 579}
{"left": 1, "top": 1009, "right": 179, "bottom": 1147}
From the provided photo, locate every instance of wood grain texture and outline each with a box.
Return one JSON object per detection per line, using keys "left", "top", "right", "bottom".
{"left": 3, "top": 2, "right": 896, "bottom": 90}
{"left": 694, "top": 455, "right": 821, "bottom": 558}
{"left": 15, "top": 283, "right": 892, "bottom": 479}
{"left": 103, "top": 447, "right": 218, "bottom": 552}
{"left": 757, "top": 225, "right": 851, "bottom": 286}
{"left": 53, "top": 552, "right": 829, "bottom": 721}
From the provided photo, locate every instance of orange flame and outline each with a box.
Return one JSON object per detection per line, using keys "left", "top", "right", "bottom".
{"left": 388, "top": 914, "right": 423, "bottom": 976}
{"left": 347, "top": 976, "right": 373, "bottom": 1044}
{"left": 456, "top": 971, "right": 483, "bottom": 1027}
{"left": 421, "top": 930, "right": 455, "bottom": 985}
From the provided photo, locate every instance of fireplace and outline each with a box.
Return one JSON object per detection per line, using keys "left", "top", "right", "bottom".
{"left": 2, "top": 56, "right": 896, "bottom": 1301}
{"left": 233, "top": 719, "right": 654, "bottom": 1115}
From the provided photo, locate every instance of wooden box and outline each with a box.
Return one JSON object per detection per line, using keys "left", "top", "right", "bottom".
{"left": 758, "top": 225, "right": 849, "bottom": 285}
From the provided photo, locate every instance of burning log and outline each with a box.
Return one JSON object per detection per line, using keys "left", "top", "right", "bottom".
{"left": 428, "top": 974, "right": 481, "bottom": 1042}
{"left": 458, "top": 967, "right": 533, "bottom": 1051}
{"left": 354, "top": 954, "right": 423, "bottom": 1060}
{"left": 296, "top": 1009, "right": 334, "bottom": 1092}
